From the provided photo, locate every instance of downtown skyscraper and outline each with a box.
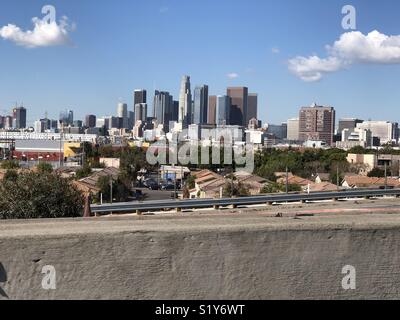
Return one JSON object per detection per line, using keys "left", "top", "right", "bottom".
{"left": 153, "top": 90, "right": 178, "bottom": 131}
{"left": 12, "top": 106, "right": 27, "bottom": 129}
{"left": 179, "top": 75, "right": 192, "bottom": 128}
{"left": 227, "top": 87, "right": 248, "bottom": 127}
{"left": 216, "top": 95, "right": 231, "bottom": 126}
{"left": 193, "top": 85, "right": 208, "bottom": 125}
{"left": 134, "top": 89, "right": 147, "bottom": 106}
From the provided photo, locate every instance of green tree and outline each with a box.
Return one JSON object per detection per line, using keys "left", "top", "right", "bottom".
{"left": 75, "top": 165, "right": 92, "bottom": 180}
{"left": 0, "top": 172, "right": 84, "bottom": 219}
{"left": 261, "top": 182, "right": 301, "bottom": 194}
{"left": 223, "top": 181, "right": 250, "bottom": 197}
{"left": 1, "top": 160, "right": 20, "bottom": 169}
{"left": 36, "top": 162, "right": 53, "bottom": 174}
{"left": 186, "top": 175, "right": 196, "bottom": 189}
{"left": 119, "top": 147, "right": 147, "bottom": 185}
{"left": 3, "top": 169, "right": 18, "bottom": 182}
{"left": 367, "top": 167, "right": 388, "bottom": 178}
{"left": 96, "top": 176, "right": 131, "bottom": 203}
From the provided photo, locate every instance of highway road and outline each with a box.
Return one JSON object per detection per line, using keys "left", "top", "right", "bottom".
{"left": 91, "top": 189, "right": 400, "bottom": 215}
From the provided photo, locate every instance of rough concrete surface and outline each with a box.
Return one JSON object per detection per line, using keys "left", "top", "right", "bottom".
{"left": 2, "top": 201, "right": 400, "bottom": 300}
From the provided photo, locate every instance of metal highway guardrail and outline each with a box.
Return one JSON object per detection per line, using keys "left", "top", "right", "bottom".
{"left": 91, "top": 189, "right": 400, "bottom": 214}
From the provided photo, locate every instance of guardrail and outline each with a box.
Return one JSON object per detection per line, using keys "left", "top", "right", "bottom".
{"left": 90, "top": 189, "right": 400, "bottom": 214}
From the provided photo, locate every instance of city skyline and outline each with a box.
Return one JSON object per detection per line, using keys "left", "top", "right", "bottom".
{"left": 1, "top": 0, "right": 400, "bottom": 125}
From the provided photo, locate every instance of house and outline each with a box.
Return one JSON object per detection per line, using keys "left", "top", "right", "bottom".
{"left": 190, "top": 169, "right": 269, "bottom": 199}
{"left": 233, "top": 171, "right": 269, "bottom": 195}
{"left": 275, "top": 172, "right": 314, "bottom": 187}
{"left": 342, "top": 175, "right": 400, "bottom": 189}
{"left": 189, "top": 170, "right": 225, "bottom": 199}
{"left": 73, "top": 167, "right": 120, "bottom": 195}
{"left": 314, "top": 173, "right": 330, "bottom": 184}
{"left": 307, "top": 182, "right": 339, "bottom": 192}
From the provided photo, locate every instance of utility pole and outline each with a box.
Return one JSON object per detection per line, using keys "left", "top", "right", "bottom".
{"left": 285, "top": 166, "right": 289, "bottom": 194}
{"left": 337, "top": 166, "right": 340, "bottom": 187}
{"left": 384, "top": 162, "right": 388, "bottom": 190}
{"left": 110, "top": 176, "right": 113, "bottom": 204}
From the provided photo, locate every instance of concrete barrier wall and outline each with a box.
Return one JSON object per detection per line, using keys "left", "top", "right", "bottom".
{"left": 1, "top": 214, "right": 400, "bottom": 300}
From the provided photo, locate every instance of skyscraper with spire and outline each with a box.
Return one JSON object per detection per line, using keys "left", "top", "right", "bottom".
{"left": 179, "top": 75, "right": 192, "bottom": 128}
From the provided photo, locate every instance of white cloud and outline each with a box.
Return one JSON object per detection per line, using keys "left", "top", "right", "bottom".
{"left": 289, "top": 30, "right": 400, "bottom": 82}
{"left": 288, "top": 56, "right": 344, "bottom": 82}
{"left": 0, "top": 15, "right": 74, "bottom": 48}
{"left": 159, "top": 7, "right": 169, "bottom": 14}
{"left": 227, "top": 72, "right": 239, "bottom": 79}
{"left": 271, "top": 47, "right": 280, "bottom": 54}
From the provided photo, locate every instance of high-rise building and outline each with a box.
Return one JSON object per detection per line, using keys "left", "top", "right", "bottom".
{"left": 216, "top": 95, "right": 231, "bottom": 126}
{"left": 134, "top": 89, "right": 147, "bottom": 106}
{"left": 117, "top": 103, "right": 128, "bottom": 129}
{"left": 85, "top": 115, "right": 96, "bottom": 128}
{"left": 193, "top": 85, "right": 209, "bottom": 125}
{"left": 227, "top": 87, "right": 248, "bottom": 126}
{"left": 153, "top": 90, "right": 175, "bottom": 130}
{"left": 134, "top": 103, "right": 147, "bottom": 123}
{"left": 4, "top": 116, "right": 13, "bottom": 129}
{"left": 60, "top": 110, "right": 74, "bottom": 126}
{"left": 13, "top": 106, "right": 27, "bottom": 129}
{"left": 287, "top": 118, "right": 300, "bottom": 141}
{"left": 178, "top": 76, "right": 192, "bottom": 127}
{"left": 128, "top": 111, "right": 135, "bottom": 130}
{"left": 299, "top": 103, "right": 336, "bottom": 145}
{"left": 208, "top": 96, "right": 217, "bottom": 125}
{"left": 247, "top": 93, "right": 258, "bottom": 123}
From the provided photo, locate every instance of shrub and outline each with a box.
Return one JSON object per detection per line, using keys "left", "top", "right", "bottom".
{"left": 0, "top": 172, "right": 84, "bottom": 219}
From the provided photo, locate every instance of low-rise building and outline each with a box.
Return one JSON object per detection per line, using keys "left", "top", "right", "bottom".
{"left": 342, "top": 175, "right": 400, "bottom": 189}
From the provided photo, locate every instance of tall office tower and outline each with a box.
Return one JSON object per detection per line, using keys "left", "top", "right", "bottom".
{"left": 117, "top": 103, "right": 129, "bottom": 129}
{"left": 128, "top": 111, "right": 135, "bottom": 129}
{"left": 0, "top": 116, "right": 4, "bottom": 129}
{"left": 178, "top": 75, "right": 192, "bottom": 127}
{"left": 134, "top": 89, "right": 147, "bottom": 106}
{"left": 193, "top": 85, "right": 209, "bottom": 125}
{"left": 247, "top": 93, "right": 258, "bottom": 123}
{"left": 134, "top": 103, "right": 147, "bottom": 123}
{"left": 338, "top": 118, "right": 363, "bottom": 137}
{"left": 299, "top": 103, "right": 336, "bottom": 145}
{"left": 153, "top": 90, "right": 174, "bottom": 130}
{"left": 12, "top": 106, "right": 27, "bottom": 129}
{"left": 85, "top": 114, "right": 96, "bottom": 128}
{"left": 172, "top": 100, "right": 179, "bottom": 122}
{"left": 4, "top": 116, "right": 13, "bottom": 129}
{"left": 59, "top": 110, "right": 74, "bottom": 126}
{"left": 216, "top": 95, "right": 231, "bottom": 126}
{"left": 104, "top": 116, "right": 119, "bottom": 129}
{"left": 287, "top": 118, "right": 300, "bottom": 140}
{"left": 227, "top": 87, "right": 248, "bottom": 126}
{"left": 34, "top": 120, "right": 46, "bottom": 133}
{"left": 208, "top": 96, "right": 217, "bottom": 125}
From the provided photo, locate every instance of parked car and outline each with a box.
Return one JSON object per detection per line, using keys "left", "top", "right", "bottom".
{"left": 144, "top": 179, "right": 158, "bottom": 189}
{"left": 161, "top": 184, "right": 176, "bottom": 191}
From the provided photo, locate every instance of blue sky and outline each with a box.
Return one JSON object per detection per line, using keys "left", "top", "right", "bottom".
{"left": 0, "top": 0, "right": 400, "bottom": 126}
